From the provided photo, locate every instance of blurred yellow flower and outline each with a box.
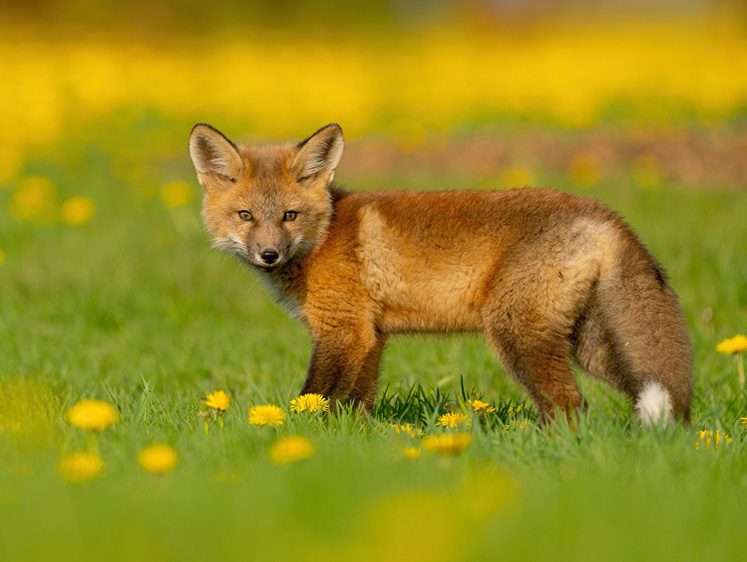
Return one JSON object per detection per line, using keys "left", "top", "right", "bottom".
{"left": 436, "top": 412, "right": 469, "bottom": 428}
{"left": 67, "top": 399, "right": 118, "bottom": 431}
{"left": 61, "top": 196, "right": 95, "bottom": 225}
{"left": 8, "top": 175, "right": 57, "bottom": 225}
{"left": 468, "top": 400, "right": 496, "bottom": 415}
{"left": 502, "top": 167, "right": 533, "bottom": 188}
{"left": 248, "top": 404, "right": 286, "bottom": 426}
{"left": 741, "top": 417, "right": 747, "bottom": 427}
{"left": 570, "top": 153, "right": 601, "bottom": 187}
{"left": 390, "top": 423, "right": 424, "bottom": 437}
{"left": 505, "top": 419, "right": 529, "bottom": 431}
{"left": 422, "top": 433, "right": 472, "bottom": 455}
{"left": 716, "top": 335, "right": 747, "bottom": 354}
{"left": 138, "top": 444, "right": 178, "bottom": 474}
{"left": 269, "top": 435, "right": 315, "bottom": 464}
{"left": 290, "top": 393, "right": 329, "bottom": 413}
{"left": 203, "top": 390, "right": 230, "bottom": 411}
{"left": 403, "top": 447, "right": 422, "bottom": 459}
{"left": 696, "top": 430, "right": 732, "bottom": 450}
{"left": 58, "top": 452, "right": 103, "bottom": 482}
{"left": 160, "top": 181, "right": 192, "bottom": 208}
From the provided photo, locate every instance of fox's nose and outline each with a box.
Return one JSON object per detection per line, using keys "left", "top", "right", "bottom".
{"left": 260, "top": 249, "right": 279, "bottom": 265}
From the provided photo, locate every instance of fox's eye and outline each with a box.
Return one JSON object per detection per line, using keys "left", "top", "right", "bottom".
{"left": 238, "top": 210, "right": 253, "bottom": 221}
{"left": 283, "top": 210, "right": 298, "bottom": 221}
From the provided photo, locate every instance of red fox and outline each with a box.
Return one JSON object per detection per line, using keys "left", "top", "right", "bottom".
{"left": 189, "top": 123, "right": 693, "bottom": 426}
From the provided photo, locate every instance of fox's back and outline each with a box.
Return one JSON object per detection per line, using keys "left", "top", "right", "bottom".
{"left": 314, "top": 187, "right": 623, "bottom": 333}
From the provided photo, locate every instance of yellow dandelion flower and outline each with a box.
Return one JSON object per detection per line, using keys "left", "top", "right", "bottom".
{"left": 716, "top": 335, "right": 747, "bottom": 354}
{"left": 390, "top": 423, "right": 424, "bottom": 437}
{"left": 203, "top": 390, "right": 230, "bottom": 411}
{"left": 696, "top": 430, "right": 732, "bottom": 450}
{"left": 468, "top": 400, "right": 496, "bottom": 415}
{"left": 505, "top": 419, "right": 529, "bottom": 431}
{"left": 61, "top": 196, "right": 95, "bottom": 225}
{"left": 138, "top": 444, "right": 178, "bottom": 474}
{"left": 436, "top": 412, "right": 469, "bottom": 428}
{"left": 422, "top": 433, "right": 473, "bottom": 455}
{"left": 269, "top": 435, "right": 315, "bottom": 464}
{"left": 58, "top": 452, "right": 103, "bottom": 483}
{"left": 502, "top": 167, "right": 533, "bottom": 188}
{"left": 67, "top": 399, "right": 118, "bottom": 431}
{"left": 248, "top": 404, "right": 286, "bottom": 426}
{"left": 741, "top": 417, "right": 747, "bottom": 428}
{"left": 160, "top": 181, "right": 192, "bottom": 208}
{"left": 290, "top": 393, "right": 329, "bottom": 413}
{"left": 403, "top": 447, "right": 422, "bottom": 459}
{"left": 9, "top": 175, "right": 57, "bottom": 225}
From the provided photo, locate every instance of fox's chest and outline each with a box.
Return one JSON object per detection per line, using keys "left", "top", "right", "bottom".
{"left": 254, "top": 269, "right": 303, "bottom": 319}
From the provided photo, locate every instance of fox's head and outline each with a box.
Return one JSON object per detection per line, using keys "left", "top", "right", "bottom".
{"left": 189, "top": 123, "right": 343, "bottom": 271}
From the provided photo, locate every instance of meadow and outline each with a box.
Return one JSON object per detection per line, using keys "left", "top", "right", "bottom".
{"left": 2, "top": 9, "right": 747, "bottom": 562}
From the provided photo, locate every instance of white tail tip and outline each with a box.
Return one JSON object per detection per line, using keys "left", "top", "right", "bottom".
{"left": 636, "top": 381, "right": 673, "bottom": 428}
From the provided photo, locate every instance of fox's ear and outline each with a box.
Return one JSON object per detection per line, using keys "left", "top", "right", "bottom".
{"left": 189, "top": 124, "right": 244, "bottom": 187}
{"left": 292, "top": 124, "right": 344, "bottom": 185}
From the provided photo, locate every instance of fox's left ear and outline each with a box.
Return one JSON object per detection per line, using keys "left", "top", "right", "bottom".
{"left": 292, "top": 124, "right": 344, "bottom": 185}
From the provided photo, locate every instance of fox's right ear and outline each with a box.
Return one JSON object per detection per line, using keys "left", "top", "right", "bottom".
{"left": 189, "top": 124, "right": 244, "bottom": 188}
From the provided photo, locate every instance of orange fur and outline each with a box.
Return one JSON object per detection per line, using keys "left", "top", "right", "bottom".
{"left": 189, "top": 123, "right": 693, "bottom": 424}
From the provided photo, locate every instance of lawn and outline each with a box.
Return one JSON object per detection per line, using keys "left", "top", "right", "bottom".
{"left": 2, "top": 9, "right": 747, "bottom": 562}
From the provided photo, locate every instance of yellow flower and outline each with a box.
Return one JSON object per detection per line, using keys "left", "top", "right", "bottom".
{"left": 9, "top": 175, "right": 57, "bottom": 225}
{"left": 422, "top": 433, "right": 473, "bottom": 455}
{"left": 390, "top": 423, "right": 424, "bottom": 437}
{"left": 436, "top": 412, "right": 469, "bottom": 428}
{"left": 716, "top": 334, "right": 747, "bottom": 354}
{"left": 741, "top": 417, "right": 747, "bottom": 427}
{"left": 61, "top": 196, "right": 95, "bottom": 225}
{"left": 58, "top": 452, "right": 103, "bottom": 482}
{"left": 67, "top": 399, "right": 118, "bottom": 431}
{"left": 696, "top": 430, "right": 732, "bottom": 450}
{"left": 403, "top": 447, "right": 422, "bottom": 459}
{"left": 203, "top": 390, "right": 230, "bottom": 411}
{"left": 505, "top": 419, "right": 529, "bottom": 431}
{"left": 290, "top": 393, "right": 329, "bottom": 413}
{"left": 269, "top": 435, "right": 315, "bottom": 464}
{"left": 138, "top": 444, "right": 178, "bottom": 474}
{"left": 248, "top": 404, "right": 286, "bottom": 426}
{"left": 160, "top": 181, "right": 192, "bottom": 208}
{"left": 468, "top": 400, "right": 496, "bottom": 415}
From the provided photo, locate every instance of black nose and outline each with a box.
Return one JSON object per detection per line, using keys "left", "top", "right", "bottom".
{"left": 260, "top": 249, "right": 279, "bottom": 265}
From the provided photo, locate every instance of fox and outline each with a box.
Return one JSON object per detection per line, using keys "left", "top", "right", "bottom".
{"left": 188, "top": 122, "right": 693, "bottom": 426}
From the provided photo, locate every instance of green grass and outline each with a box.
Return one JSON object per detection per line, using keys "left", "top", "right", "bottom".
{"left": 1, "top": 135, "right": 746, "bottom": 562}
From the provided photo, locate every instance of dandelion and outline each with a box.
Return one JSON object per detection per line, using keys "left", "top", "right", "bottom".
{"left": 695, "top": 430, "right": 732, "bottom": 450}
{"left": 505, "top": 419, "right": 529, "bottom": 431}
{"left": 290, "top": 393, "right": 329, "bottom": 413}
{"left": 61, "top": 196, "right": 95, "bottom": 225}
{"left": 390, "top": 423, "right": 424, "bottom": 437}
{"left": 9, "top": 175, "right": 57, "bottom": 225}
{"left": 138, "top": 444, "right": 178, "bottom": 474}
{"left": 269, "top": 435, "right": 315, "bottom": 464}
{"left": 160, "top": 181, "right": 192, "bottom": 208}
{"left": 67, "top": 400, "right": 118, "bottom": 431}
{"left": 468, "top": 400, "right": 496, "bottom": 415}
{"left": 741, "top": 417, "right": 747, "bottom": 428}
{"left": 203, "top": 390, "right": 231, "bottom": 411}
{"left": 200, "top": 390, "right": 231, "bottom": 432}
{"left": 58, "top": 452, "right": 103, "bottom": 483}
{"left": 403, "top": 447, "right": 422, "bottom": 459}
{"left": 436, "top": 412, "right": 469, "bottom": 429}
{"left": 422, "top": 433, "right": 473, "bottom": 456}
{"left": 248, "top": 404, "right": 286, "bottom": 427}
{"left": 716, "top": 334, "right": 747, "bottom": 389}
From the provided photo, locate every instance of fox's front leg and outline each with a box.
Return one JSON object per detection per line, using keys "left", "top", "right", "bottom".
{"left": 300, "top": 325, "right": 387, "bottom": 413}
